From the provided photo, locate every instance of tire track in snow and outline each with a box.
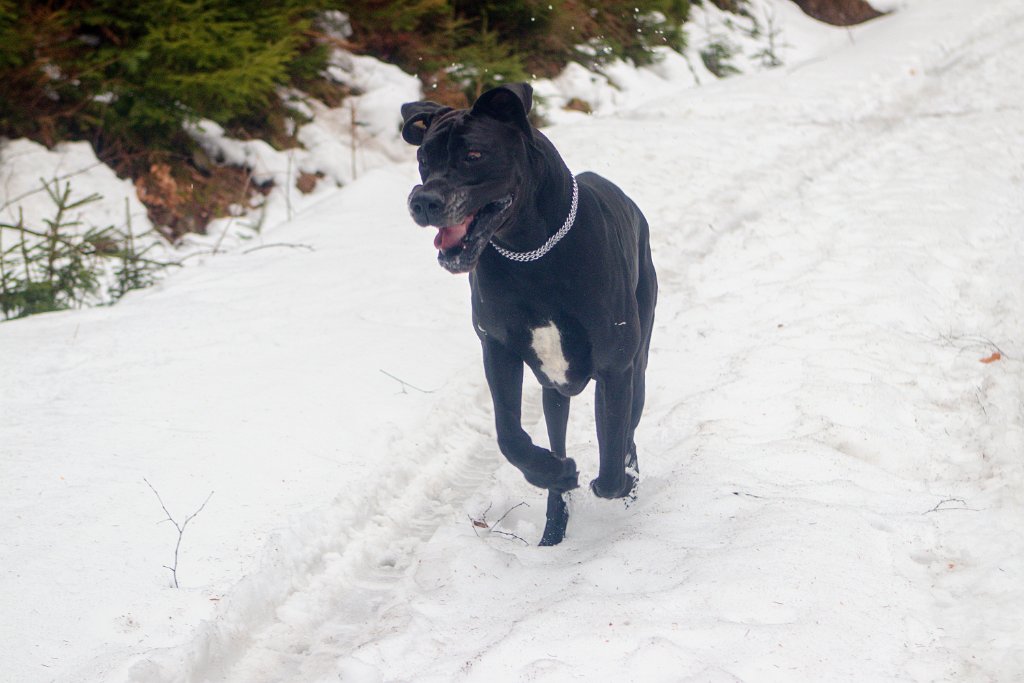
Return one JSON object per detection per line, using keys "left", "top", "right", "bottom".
{"left": 124, "top": 359, "right": 553, "bottom": 682}
{"left": 120, "top": 373, "right": 533, "bottom": 682}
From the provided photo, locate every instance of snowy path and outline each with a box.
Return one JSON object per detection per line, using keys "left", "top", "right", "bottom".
{"left": 2, "top": 1, "right": 1021, "bottom": 682}
{"left": 152, "top": 2, "right": 1021, "bottom": 681}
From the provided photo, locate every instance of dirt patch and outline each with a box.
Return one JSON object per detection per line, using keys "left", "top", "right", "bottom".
{"left": 135, "top": 162, "right": 263, "bottom": 241}
{"left": 296, "top": 171, "right": 323, "bottom": 195}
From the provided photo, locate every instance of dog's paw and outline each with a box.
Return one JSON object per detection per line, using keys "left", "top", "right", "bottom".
{"left": 590, "top": 471, "right": 637, "bottom": 500}
{"left": 622, "top": 476, "right": 639, "bottom": 508}
{"left": 625, "top": 443, "right": 639, "bottom": 475}
{"left": 549, "top": 457, "right": 580, "bottom": 493}
{"left": 539, "top": 492, "right": 570, "bottom": 546}
{"left": 523, "top": 455, "right": 579, "bottom": 493}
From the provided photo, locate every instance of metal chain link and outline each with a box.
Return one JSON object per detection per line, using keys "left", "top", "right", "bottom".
{"left": 491, "top": 175, "right": 578, "bottom": 263}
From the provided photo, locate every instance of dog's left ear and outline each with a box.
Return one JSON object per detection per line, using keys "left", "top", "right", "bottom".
{"left": 471, "top": 83, "right": 533, "bottom": 135}
{"left": 401, "top": 101, "right": 452, "bottom": 146}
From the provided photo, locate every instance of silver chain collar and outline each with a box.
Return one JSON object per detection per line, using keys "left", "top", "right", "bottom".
{"left": 490, "top": 175, "right": 578, "bottom": 263}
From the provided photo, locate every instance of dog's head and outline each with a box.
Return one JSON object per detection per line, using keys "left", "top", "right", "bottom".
{"left": 401, "top": 83, "right": 535, "bottom": 274}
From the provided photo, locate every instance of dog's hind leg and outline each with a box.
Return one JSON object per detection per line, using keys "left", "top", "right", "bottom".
{"left": 627, "top": 232, "right": 657, "bottom": 480}
{"left": 591, "top": 367, "right": 638, "bottom": 499}
{"left": 626, "top": 370, "right": 644, "bottom": 478}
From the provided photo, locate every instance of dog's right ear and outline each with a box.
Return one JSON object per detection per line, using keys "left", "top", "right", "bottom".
{"left": 471, "top": 83, "right": 533, "bottom": 136}
{"left": 400, "top": 101, "right": 452, "bottom": 146}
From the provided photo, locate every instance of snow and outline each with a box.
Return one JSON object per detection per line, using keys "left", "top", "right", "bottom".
{"left": 185, "top": 54, "right": 421, "bottom": 252}
{"left": 0, "top": 139, "right": 152, "bottom": 238}
{"left": 534, "top": 0, "right": 853, "bottom": 122}
{"left": 2, "top": 0, "right": 1023, "bottom": 681}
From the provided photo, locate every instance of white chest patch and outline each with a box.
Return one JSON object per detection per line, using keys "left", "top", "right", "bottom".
{"left": 530, "top": 322, "right": 570, "bottom": 385}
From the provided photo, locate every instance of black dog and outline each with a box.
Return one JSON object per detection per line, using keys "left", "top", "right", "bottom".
{"left": 401, "top": 83, "right": 657, "bottom": 545}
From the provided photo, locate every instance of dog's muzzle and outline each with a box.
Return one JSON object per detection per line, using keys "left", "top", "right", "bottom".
{"left": 408, "top": 186, "right": 445, "bottom": 227}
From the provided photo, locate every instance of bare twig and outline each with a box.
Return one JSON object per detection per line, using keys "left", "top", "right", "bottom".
{"left": 975, "top": 390, "right": 989, "bottom": 417}
{"left": 285, "top": 151, "right": 293, "bottom": 222}
{"left": 930, "top": 329, "right": 1011, "bottom": 360}
{"left": 144, "top": 478, "right": 214, "bottom": 588}
{"left": 924, "top": 497, "right": 980, "bottom": 514}
{"left": 468, "top": 502, "right": 530, "bottom": 545}
{"left": 212, "top": 165, "right": 256, "bottom": 255}
{"left": 242, "top": 242, "right": 315, "bottom": 255}
{"left": 490, "top": 528, "right": 529, "bottom": 545}
{"left": 492, "top": 501, "right": 528, "bottom": 528}
{"left": 350, "top": 100, "right": 359, "bottom": 181}
{"left": 478, "top": 502, "right": 493, "bottom": 521}
{"left": 379, "top": 369, "right": 437, "bottom": 394}
{"left": 0, "top": 163, "right": 106, "bottom": 215}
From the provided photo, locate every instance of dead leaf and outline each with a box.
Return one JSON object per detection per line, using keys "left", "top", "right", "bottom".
{"left": 980, "top": 351, "right": 1002, "bottom": 364}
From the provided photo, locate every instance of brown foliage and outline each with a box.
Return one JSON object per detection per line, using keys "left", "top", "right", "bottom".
{"left": 789, "top": 0, "right": 885, "bottom": 26}
{"left": 296, "top": 171, "right": 321, "bottom": 194}
{"left": 135, "top": 162, "right": 259, "bottom": 240}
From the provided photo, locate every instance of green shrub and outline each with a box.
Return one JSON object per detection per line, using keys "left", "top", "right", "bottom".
{"left": 0, "top": 0, "right": 329, "bottom": 238}
{"left": 0, "top": 179, "right": 170, "bottom": 320}
{"left": 0, "top": 1, "right": 326, "bottom": 163}
{"left": 700, "top": 37, "right": 741, "bottom": 77}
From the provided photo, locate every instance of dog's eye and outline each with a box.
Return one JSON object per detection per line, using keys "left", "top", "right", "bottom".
{"left": 465, "top": 150, "right": 482, "bottom": 162}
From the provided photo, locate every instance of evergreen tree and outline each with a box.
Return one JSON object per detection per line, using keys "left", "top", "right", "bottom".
{"left": 0, "top": 0, "right": 327, "bottom": 158}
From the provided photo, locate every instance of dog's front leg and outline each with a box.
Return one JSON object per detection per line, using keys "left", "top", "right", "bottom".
{"left": 591, "top": 367, "right": 638, "bottom": 499}
{"left": 539, "top": 388, "right": 573, "bottom": 546}
{"left": 482, "top": 338, "right": 579, "bottom": 493}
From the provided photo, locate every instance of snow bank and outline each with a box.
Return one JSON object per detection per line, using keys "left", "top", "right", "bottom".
{"left": 186, "top": 51, "right": 421, "bottom": 248}
{"left": 535, "top": 0, "right": 857, "bottom": 123}
{"left": 0, "top": 138, "right": 152, "bottom": 238}
{"left": 0, "top": 138, "right": 166, "bottom": 309}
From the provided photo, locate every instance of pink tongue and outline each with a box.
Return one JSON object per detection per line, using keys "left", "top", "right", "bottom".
{"left": 434, "top": 214, "right": 474, "bottom": 251}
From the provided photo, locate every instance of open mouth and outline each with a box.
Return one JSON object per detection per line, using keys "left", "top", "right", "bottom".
{"left": 435, "top": 196, "right": 513, "bottom": 273}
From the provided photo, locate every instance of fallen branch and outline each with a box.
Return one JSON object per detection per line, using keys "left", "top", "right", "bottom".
{"left": 242, "top": 242, "right": 315, "bottom": 255}
{"left": 468, "top": 501, "right": 530, "bottom": 545}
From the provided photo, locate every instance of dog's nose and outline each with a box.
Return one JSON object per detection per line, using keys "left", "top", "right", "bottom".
{"left": 409, "top": 188, "right": 444, "bottom": 226}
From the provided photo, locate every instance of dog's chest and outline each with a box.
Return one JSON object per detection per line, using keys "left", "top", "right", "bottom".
{"left": 529, "top": 322, "right": 571, "bottom": 386}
